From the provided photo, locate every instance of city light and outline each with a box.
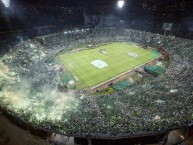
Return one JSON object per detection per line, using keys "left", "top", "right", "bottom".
{"left": 117, "top": 0, "right": 125, "bottom": 8}
{"left": 1, "top": 0, "right": 10, "bottom": 8}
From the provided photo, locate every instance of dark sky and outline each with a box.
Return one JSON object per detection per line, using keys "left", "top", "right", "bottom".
{"left": 14, "top": 0, "right": 102, "bottom": 6}
{"left": 1, "top": 0, "right": 193, "bottom": 33}
{"left": 13, "top": 0, "right": 186, "bottom": 5}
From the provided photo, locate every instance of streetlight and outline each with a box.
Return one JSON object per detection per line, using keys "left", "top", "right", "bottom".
{"left": 117, "top": 0, "right": 125, "bottom": 8}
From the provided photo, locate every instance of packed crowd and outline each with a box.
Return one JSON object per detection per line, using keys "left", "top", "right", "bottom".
{"left": 0, "top": 28, "right": 193, "bottom": 138}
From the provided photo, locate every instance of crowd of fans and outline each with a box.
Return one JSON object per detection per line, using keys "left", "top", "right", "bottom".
{"left": 0, "top": 28, "right": 193, "bottom": 138}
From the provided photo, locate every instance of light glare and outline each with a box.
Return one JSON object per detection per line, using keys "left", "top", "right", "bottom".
{"left": 117, "top": 0, "right": 125, "bottom": 8}
{"left": 1, "top": 0, "right": 10, "bottom": 8}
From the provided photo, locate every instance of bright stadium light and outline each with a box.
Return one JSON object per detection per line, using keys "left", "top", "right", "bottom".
{"left": 1, "top": 0, "right": 10, "bottom": 8}
{"left": 117, "top": 0, "right": 125, "bottom": 8}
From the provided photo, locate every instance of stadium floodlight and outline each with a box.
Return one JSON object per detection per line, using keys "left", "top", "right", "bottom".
{"left": 117, "top": 0, "right": 125, "bottom": 8}
{"left": 1, "top": 0, "right": 10, "bottom": 8}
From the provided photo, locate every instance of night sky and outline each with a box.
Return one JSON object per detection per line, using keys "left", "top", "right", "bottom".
{"left": 0, "top": 0, "right": 193, "bottom": 36}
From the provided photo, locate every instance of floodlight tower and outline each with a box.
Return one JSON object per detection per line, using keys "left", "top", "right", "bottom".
{"left": 117, "top": 0, "right": 125, "bottom": 9}
{"left": 1, "top": 0, "right": 10, "bottom": 8}
{"left": 116, "top": 0, "right": 126, "bottom": 28}
{"left": 1, "top": 0, "right": 17, "bottom": 39}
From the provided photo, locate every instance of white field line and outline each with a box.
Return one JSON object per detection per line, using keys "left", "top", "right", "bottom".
{"left": 91, "top": 55, "right": 161, "bottom": 90}
{"left": 58, "top": 55, "right": 91, "bottom": 87}
{"left": 73, "top": 68, "right": 91, "bottom": 87}
{"left": 58, "top": 44, "right": 161, "bottom": 89}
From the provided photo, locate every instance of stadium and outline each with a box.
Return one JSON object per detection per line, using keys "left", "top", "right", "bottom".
{"left": 0, "top": 1, "right": 193, "bottom": 144}
{"left": 0, "top": 27, "right": 193, "bottom": 144}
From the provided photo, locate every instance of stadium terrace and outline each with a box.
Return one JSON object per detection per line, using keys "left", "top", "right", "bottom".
{"left": 0, "top": 28, "right": 193, "bottom": 139}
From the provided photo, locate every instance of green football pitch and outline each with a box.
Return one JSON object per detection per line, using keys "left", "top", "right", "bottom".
{"left": 58, "top": 42, "right": 161, "bottom": 88}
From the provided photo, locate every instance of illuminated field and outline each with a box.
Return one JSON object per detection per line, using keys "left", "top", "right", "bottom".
{"left": 58, "top": 42, "right": 161, "bottom": 88}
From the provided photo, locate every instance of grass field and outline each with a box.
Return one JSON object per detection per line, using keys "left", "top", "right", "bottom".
{"left": 58, "top": 42, "right": 160, "bottom": 88}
